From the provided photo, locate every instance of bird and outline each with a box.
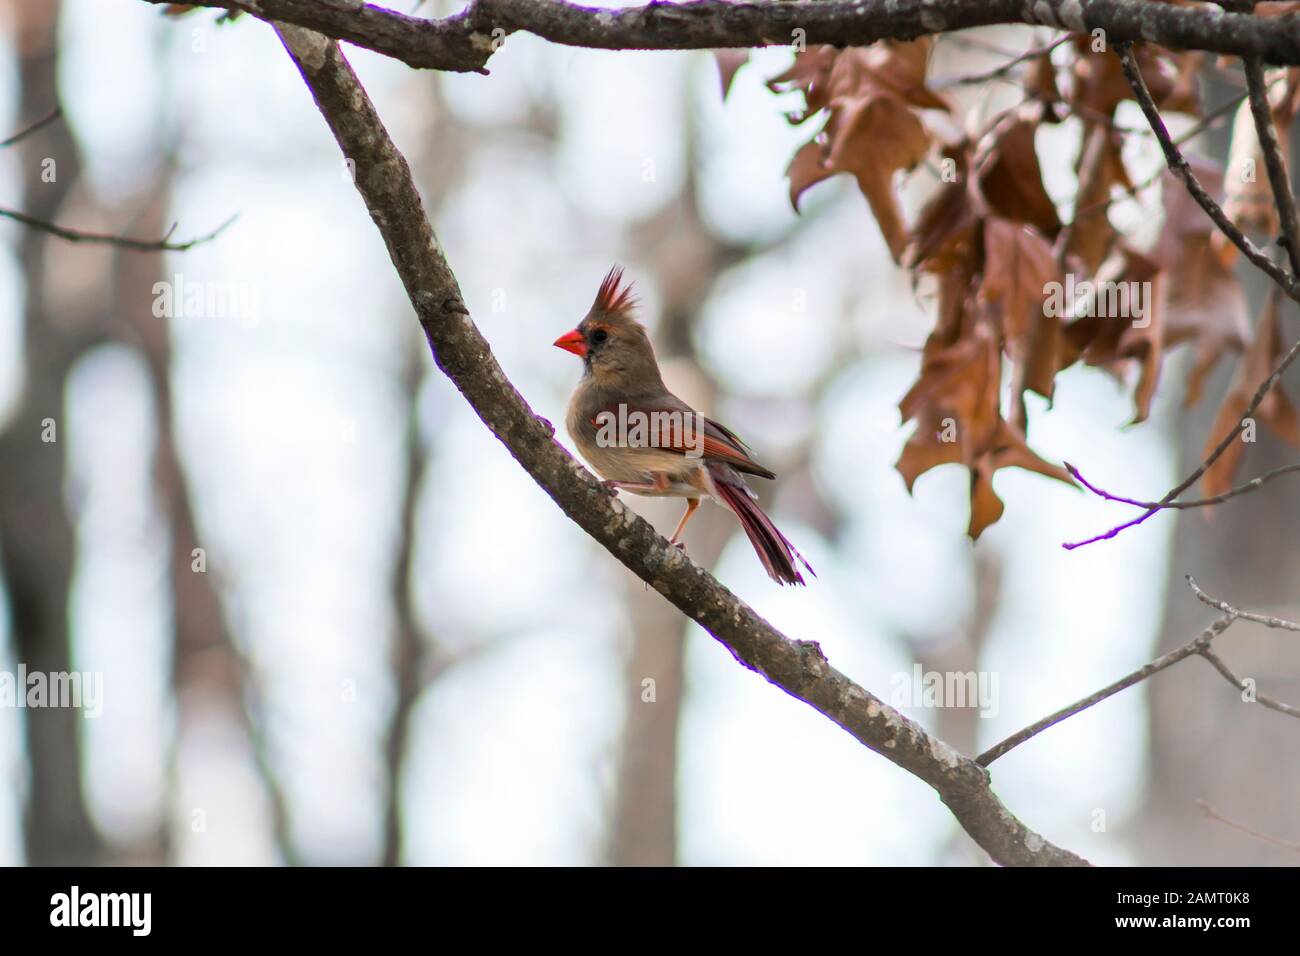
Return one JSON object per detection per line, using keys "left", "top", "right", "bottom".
{"left": 554, "top": 266, "right": 813, "bottom": 586}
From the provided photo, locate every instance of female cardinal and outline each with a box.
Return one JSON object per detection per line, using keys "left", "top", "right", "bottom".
{"left": 554, "top": 267, "right": 813, "bottom": 586}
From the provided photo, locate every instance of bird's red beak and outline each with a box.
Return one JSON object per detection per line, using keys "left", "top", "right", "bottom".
{"left": 553, "top": 328, "right": 587, "bottom": 358}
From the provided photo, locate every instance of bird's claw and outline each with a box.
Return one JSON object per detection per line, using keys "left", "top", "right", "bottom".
{"left": 600, "top": 479, "right": 621, "bottom": 496}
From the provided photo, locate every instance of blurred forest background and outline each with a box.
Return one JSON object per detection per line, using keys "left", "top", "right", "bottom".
{"left": 1, "top": 0, "right": 1298, "bottom": 865}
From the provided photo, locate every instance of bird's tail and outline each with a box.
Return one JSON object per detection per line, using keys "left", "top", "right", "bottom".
{"left": 712, "top": 477, "right": 814, "bottom": 586}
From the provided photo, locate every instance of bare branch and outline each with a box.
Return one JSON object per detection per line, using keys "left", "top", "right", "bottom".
{"left": 1072, "top": 79, "right": 1283, "bottom": 221}
{"left": 0, "top": 106, "right": 61, "bottom": 148}
{"left": 976, "top": 616, "right": 1234, "bottom": 767}
{"left": 982, "top": 576, "right": 1300, "bottom": 765}
{"left": 1114, "top": 41, "right": 1299, "bottom": 300}
{"left": 1198, "top": 645, "right": 1300, "bottom": 718}
{"left": 141, "top": 0, "right": 1300, "bottom": 75}
{"left": 932, "top": 33, "right": 1069, "bottom": 90}
{"left": 1187, "top": 575, "right": 1300, "bottom": 633}
{"left": 0, "top": 208, "right": 238, "bottom": 252}
{"left": 1198, "top": 800, "right": 1300, "bottom": 852}
{"left": 1243, "top": 58, "right": 1300, "bottom": 277}
{"left": 1067, "top": 460, "right": 1300, "bottom": 512}
{"left": 270, "top": 20, "right": 1086, "bottom": 866}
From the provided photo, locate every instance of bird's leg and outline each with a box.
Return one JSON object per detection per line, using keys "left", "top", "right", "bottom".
{"left": 668, "top": 498, "right": 701, "bottom": 550}
{"left": 601, "top": 472, "right": 670, "bottom": 495}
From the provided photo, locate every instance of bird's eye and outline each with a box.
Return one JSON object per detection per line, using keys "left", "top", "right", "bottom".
{"left": 590, "top": 329, "right": 608, "bottom": 345}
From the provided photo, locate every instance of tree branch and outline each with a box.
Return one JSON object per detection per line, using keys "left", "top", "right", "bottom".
{"left": 1198, "top": 645, "right": 1300, "bottom": 718}
{"left": 269, "top": 20, "right": 1085, "bottom": 867}
{"left": 143, "top": 0, "right": 1300, "bottom": 75}
{"left": 0, "top": 106, "right": 61, "bottom": 148}
{"left": 0, "top": 208, "right": 238, "bottom": 251}
{"left": 1187, "top": 575, "right": 1300, "bottom": 633}
{"left": 1198, "top": 799, "right": 1300, "bottom": 852}
{"left": 1243, "top": 57, "right": 1300, "bottom": 277}
{"left": 1062, "top": 44, "right": 1300, "bottom": 549}
{"left": 976, "top": 616, "right": 1235, "bottom": 767}
{"left": 1115, "top": 41, "right": 1298, "bottom": 300}
{"left": 1067, "top": 460, "right": 1300, "bottom": 512}
{"left": 979, "top": 577, "right": 1300, "bottom": 764}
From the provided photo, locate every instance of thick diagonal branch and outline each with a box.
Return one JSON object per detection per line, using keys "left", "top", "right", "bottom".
{"left": 270, "top": 21, "right": 1085, "bottom": 867}
{"left": 146, "top": 0, "right": 1300, "bottom": 75}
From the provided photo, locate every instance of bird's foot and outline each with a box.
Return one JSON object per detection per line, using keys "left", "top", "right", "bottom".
{"left": 600, "top": 479, "right": 621, "bottom": 497}
{"left": 672, "top": 540, "right": 687, "bottom": 552}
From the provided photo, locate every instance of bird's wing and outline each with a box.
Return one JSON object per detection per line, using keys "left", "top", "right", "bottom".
{"left": 589, "top": 401, "right": 776, "bottom": 479}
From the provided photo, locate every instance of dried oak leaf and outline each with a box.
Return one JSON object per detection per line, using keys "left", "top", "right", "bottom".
{"left": 905, "top": 110, "right": 1061, "bottom": 277}
{"left": 786, "top": 139, "right": 835, "bottom": 210}
{"left": 978, "top": 217, "right": 1059, "bottom": 385}
{"left": 825, "top": 93, "right": 932, "bottom": 260}
{"left": 1063, "top": 123, "right": 1133, "bottom": 274}
{"left": 1058, "top": 247, "right": 1167, "bottom": 422}
{"left": 897, "top": 317, "right": 1073, "bottom": 539}
{"left": 1068, "top": 39, "right": 1200, "bottom": 119}
{"left": 1200, "top": 293, "right": 1300, "bottom": 498}
{"left": 928, "top": 255, "right": 979, "bottom": 353}
{"left": 901, "top": 148, "right": 976, "bottom": 274}
{"left": 767, "top": 45, "right": 839, "bottom": 116}
{"left": 972, "top": 114, "right": 1061, "bottom": 238}
{"left": 778, "top": 41, "right": 946, "bottom": 260}
{"left": 855, "top": 37, "right": 949, "bottom": 112}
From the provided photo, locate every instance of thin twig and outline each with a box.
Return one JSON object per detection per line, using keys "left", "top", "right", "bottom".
{"left": 1187, "top": 577, "right": 1300, "bottom": 718}
{"left": 0, "top": 208, "right": 238, "bottom": 251}
{"left": 1072, "top": 81, "right": 1279, "bottom": 221}
{"left": 1187, "top": 575, "right": 1300, "bottom": 632}
{"left": 1067, "top": 461, "right": 1300, "bottom": 512}
{"left": 1243, "top": 58, "right": 1300, "bottom": 276}
{"left": 976, "top": 616, "right": 1234, "bottom": 766}
{"left": 0, "top": 106, "right": 61, "bottom": 148}
{"left": 1114, "top": 41, "right": 1299, "bottom": 299}
{"left": 1198, "top": 645, "right": 1300, "bottom": 718}
{"left": 932, "top": 34, "right": 1070, "bottom": 89}
{"left": 1198, "top": 800, "right": 1300, "bottom": 852}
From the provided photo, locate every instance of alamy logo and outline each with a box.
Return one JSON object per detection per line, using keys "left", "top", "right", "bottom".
{"left": 0, "top": 667, "right": 102, "bottom": 719}
{"left": 594, "top": 404, "right": 706, "bottom": 458}
{"left": 1043, "top": 273, "right": 1152, "bottom": 328}
{"left": 890, "top": 664, "right": 1000, "bottom": 718}
{"left": 50, "top": 886, "right": 151, "bottom": 936}
{"left": 152, "top": 272, "right": 261, "bottom": 325}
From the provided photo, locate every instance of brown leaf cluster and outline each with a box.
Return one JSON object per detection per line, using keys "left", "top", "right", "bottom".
{"left": 773, "top": 38, "right": 1287, "bottom": 536}
{"left": 772, "top": 41, "right": 946, "bottom": 262}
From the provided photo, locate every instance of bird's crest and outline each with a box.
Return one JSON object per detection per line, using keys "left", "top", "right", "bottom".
{"left": 593, "top": 265, "right": 637, "bottom": 317}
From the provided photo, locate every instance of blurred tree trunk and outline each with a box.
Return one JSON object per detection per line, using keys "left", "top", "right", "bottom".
{"left": 0, "top": 0, "right": 102, "bottom": 864}
{"left": 908, "top": 551, "right": 1000, "bottom": 865}
{"left": 381, "top": 337, "right": 426, "bottom": 867}
{"left": 1138, "top": 387, "right": 1300, "bottom": 864}
{"left": 377, "top": 79, "right": 468, "bottom": 866}
{"left": 116, "top": 180, "right": 297, "bottom": 863}
{"left": 1137, "top": 101, "right": 1300, "bottom": 862}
